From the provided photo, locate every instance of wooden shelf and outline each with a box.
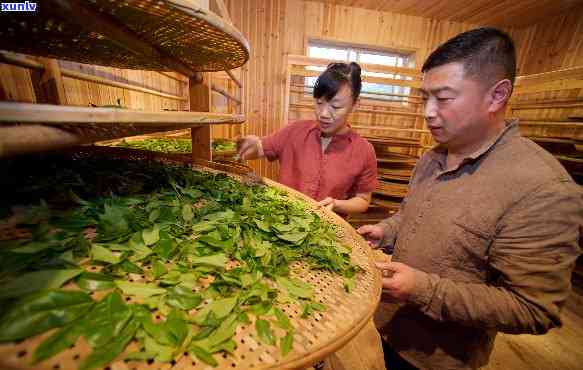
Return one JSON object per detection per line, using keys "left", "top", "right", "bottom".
{"left": 0, "top": 0, "right": 250, "bottom": 75}
{"left": 0, "top": 102, "right": 244, "bottom": 127}
{"left": 0, "top": 102, "right": 245, "bottom": 158}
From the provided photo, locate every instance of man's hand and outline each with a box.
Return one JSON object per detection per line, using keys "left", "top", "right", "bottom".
{"left": 236, "top": 135, "right": 262, "bottom": 160}
{"left": 375, "top": 261, "right": 418, "bottom": 302}
{"left": 356, "top": 224, "right": 385, "bottom": 248}
{"left": 318, "top": 197, "right": 336, "bottom": 212}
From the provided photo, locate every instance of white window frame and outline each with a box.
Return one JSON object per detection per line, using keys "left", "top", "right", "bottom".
{"left": 305, "top": 41, "right": 415, "bottom": 102}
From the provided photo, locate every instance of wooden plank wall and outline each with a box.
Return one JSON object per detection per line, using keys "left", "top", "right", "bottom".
{"left": 222, "top": 0, "right": 288, "bottom": 180}
{"left": 0, "top": 59, "right": 187, "bottom": 111}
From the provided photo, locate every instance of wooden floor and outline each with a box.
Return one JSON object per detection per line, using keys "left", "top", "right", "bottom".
{"left": 485, "top": 285, "right": 583, "bottom": 370}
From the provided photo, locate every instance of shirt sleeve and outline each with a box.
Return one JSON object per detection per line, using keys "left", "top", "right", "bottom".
{"left": 408, "top": 180, "right": 582, "bottom": 334}
{"left": 261, "top": 122, "right": 299, "bottom": 162}
{"left": 353, "top": 142, "right": 379, "bottom": 194}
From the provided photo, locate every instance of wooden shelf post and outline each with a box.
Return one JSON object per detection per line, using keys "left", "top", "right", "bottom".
{"left": 190, "top": 72, "right": 212, "bottom": 161}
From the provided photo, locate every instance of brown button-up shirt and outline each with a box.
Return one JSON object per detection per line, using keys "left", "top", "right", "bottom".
{"left": 377, "top": 120, "right": 582, "bottom": 369}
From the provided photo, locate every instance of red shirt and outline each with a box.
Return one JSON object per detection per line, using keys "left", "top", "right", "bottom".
{"left": 262, "top": 120, "right": 378, "bottom": 201}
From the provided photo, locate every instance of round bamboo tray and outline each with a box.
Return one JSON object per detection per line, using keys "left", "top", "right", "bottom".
{"left": 0, "top": 0, "right": 250, "bottom": 73}
{"left": 0, "top": 147, "right": 382, "bottom": 370}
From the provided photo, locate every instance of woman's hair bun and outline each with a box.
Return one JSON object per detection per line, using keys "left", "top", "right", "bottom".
{"left": 314, "top": 61, "right": 362, "bottom": 101}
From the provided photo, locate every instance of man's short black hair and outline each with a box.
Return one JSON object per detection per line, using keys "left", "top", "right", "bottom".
{"left": 422, "top": 27, "right": 516, "bottom": 87}
{"left": 314, "top": 62, "right": 362, "bottom": 101}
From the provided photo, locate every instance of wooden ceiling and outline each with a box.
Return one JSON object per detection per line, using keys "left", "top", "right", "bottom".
{"left": 308, "top": 0, "right": 583, "bottom": 28}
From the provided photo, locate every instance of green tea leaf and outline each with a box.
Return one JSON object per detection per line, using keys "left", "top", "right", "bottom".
{"left": 91, "top": 244, "right": 120, "bottom": 264}
{"left": 190, "top": 345, "right": 218, "bottom": 367}
{"left": 152, "top": 260, "right": 167, "bottom": 279}
{"left": 182, "top": 204, "right": 194, "bottom": 222}
{"left": 165, "top": 308, "right": 189, "bottom": 346}
{"left": 79, "top": 317, "right": 139, "bottom": 370}
{"left": 251, "top": 301, "right": 272, "bottom": 316}
{"left": 255, "top": 319, "right": 275, "bottom": 345}
{"left": 275, "top": 276, "right": 314, "bottom": 299}
{"left": 0, "top": 269, "right": 83, "bottom": 299}
{"left": 277, "top": 231, "right": 308, "bottom": 244}
{"left": 82, "top": 291, "right": 133, "bottom": 349}
{"left": 76, "top": 272, "right": 115, "bottom": 291}
{"left": 148, "top": 209, "right": 161, "bottom": 222}
{"left": 273, "top": 307, "right": 292, "bottom": 331}
{"left": 33, "top": 321, "right": 84, "bottom": 363}
{"left": 301, "top": 302, "right": 326, "bottom": 318}
{"left": 153, "top": 231, "right": 175, "bottom": 260}
{"left": 117, "top": 260, "right": 143, "bottom": 274}
{"left": 190, "top": 253, "right": 228, "bottom": 268}
{"left": 344, "top": 277, "right": 356, "bottom": 293}
{"left": 191, "top": 296, "right": 238, "bottom": 325}
{"left": 115, "top": 281, "right": 166, "bottom": 298}
{"left": 195, "top": 313, "right": 238, "bottom": 349}
{"left": 281, "top": 330, "right": 294, "bottom": 356}
{"left": 0, "top": 290, "right": 93, "bottom": 342}
{"left": 142, "top": 225, "right": 160, "bottom": 246}
{"left": 166, "top": 285, "right": 202, "bottom": 310}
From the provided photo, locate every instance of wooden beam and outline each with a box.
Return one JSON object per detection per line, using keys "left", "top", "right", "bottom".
{"left": 63, "top": 69, "right": 187, "bottom": 101}
{"left": 214, "top": 0, "right": 233, "bottom": 24}
{"left": 290, "top": 66, "right": 420, "bottom": 88}
{"left": 288, "top": 54, "right": 422, "bottom": 79}
{"left": 211, "top": 83, "right": 241, "bottom": 105}
{"left": 290, "top": 103, "right": 423, "bottom": 117}
{"left": 225, "top": 69, "right": 242, "bottom": 88}
{"left": 511, "top": 102, "right": 583, "bottom": 110}
{"left": 353, "top": 125, "right": 429, "bottom": 134}
{"left": 157, "top": 71, "right": 188, "bottom": 84}
{"left": 291, "top": 87, "right": 422, "bottom": 103}
{"left": 0, "top": 125, "right": 81, "bottom": 157}
{"left": 37, "top": 58, "right": 67, "bottom": 104}
{"left": 515, "top": 66, "right": 583, "bottom": 87}
{"left": 0, "top": 102, "right": 244, "bottom": 126}
{"left": 190, "top": 72, "right": 212, "bottom": 160}
{"left": 520, "top": 120, "right": 583, "bottom": 128}
{"left": 514, "top": 79, "right": 583, "bottom": 94}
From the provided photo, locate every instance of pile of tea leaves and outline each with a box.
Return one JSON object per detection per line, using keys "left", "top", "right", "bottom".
{"left": 113, "top": 138, "right": 237, "bottom": 154}
{"left": 115, "top": 138, "right": 192, "bottom": 153}
{"left": 0, "top": 156, "right": 359, "bottom": 369}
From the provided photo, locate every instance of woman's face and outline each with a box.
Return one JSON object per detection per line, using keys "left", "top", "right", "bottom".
{"left": 314, "top": 84, "right": 356, "bottom": 137}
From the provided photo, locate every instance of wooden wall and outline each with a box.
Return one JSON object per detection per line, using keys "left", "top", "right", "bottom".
{"left": 511, "top": 4, "right": 583, "bottom": 75}
{"left": 222, "top": 0, "right": 289, "bottom": 180}
{"left": 0, "top": 60, "right": 187, "bottom": 111}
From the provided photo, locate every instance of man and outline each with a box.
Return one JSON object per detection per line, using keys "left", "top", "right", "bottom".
{"left": 358, "top": 27, "right": 582, "bottom": 369}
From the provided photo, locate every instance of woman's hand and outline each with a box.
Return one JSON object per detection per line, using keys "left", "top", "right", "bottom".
{"left": 318, "top": 197, "right": 336, "bottom": 212}
{"left": 236, "top": 135, "right": 263, "bottom": 160}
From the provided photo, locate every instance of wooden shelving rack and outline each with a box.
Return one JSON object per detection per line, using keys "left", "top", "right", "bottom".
{"left": 0, "top": 0, "right": 249, "bottom": 160}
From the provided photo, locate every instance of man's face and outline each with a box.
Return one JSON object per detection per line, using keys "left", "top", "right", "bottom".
{"left": 420, "top": 62, "right": 491, "bottom": 150}
{"left": 314, "top": 84, "right": 355, "bottom": 137}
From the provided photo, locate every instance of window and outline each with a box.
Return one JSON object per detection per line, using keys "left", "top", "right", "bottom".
{"left": 305, "top": 41, "right": 414, "bottom": 102}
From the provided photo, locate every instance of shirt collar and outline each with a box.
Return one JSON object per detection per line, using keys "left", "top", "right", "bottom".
{"left": 309, "top": 121, "right": 355, "bottom": 142}
{"left": 428, "top": 119, "right": 520, "bottom": 171}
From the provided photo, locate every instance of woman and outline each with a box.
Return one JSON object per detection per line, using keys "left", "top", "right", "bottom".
{"left": 237, "top": 62, "right": 378, "bottom": 214}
